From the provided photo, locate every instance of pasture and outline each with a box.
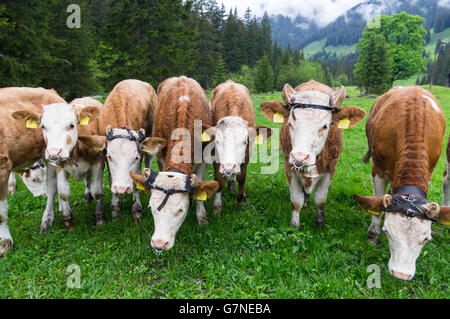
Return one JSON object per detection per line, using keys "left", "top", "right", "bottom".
{"left": 0, "top": 86, "right": 448, "bottom": 298}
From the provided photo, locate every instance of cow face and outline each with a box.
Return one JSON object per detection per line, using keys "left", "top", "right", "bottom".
{"left": 20, "top": 162, "right": 47, "bottom": 197}
{"left": 13, "top": 103, "right": 100, "bottom": 164}
{"left": 130, "top": 169, "right": 218, "bottom": 251}
{"left": 261, "top": 84, "right": 365, "bottom": 171}
{"left": 212, "top": 117, "right": 272, "bottom": 176}
{"left": 354, "top": 194, "right": 450, "bottom": 280}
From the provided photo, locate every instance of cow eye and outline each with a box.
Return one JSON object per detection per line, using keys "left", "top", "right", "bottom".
{"left": 68, "top": 124, "right": 75, "bottom": 130}
{"left": 322, "top": 125, "right": 328, "bottom": 130}
{"left": 41, "top": 125, "right": 45, "bottom": 129}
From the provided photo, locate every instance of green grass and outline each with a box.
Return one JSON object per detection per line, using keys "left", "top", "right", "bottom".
{"left": 302, "top": 38, "right": 357, "bottom": 59}
{"left": 424, "top": 28, "right": 450, "bottom": 58}
{"left": 1, "top": 86, "right": 449, "bottom": 298}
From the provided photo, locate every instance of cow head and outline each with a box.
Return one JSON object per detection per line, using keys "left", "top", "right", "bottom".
{"left": 12, "top": 103, "right": 100, "bottom": 164}
{"left": 354, "top": 194, "right": 450, "bottom": 280}
{"left": 261, "top": 84, "right": 365, "bottom": 171}
{"left": 130, "top": 168, "right": 218, "bottom": 251}
{"left": 79, "top": 127, "right": 167, "bottom": 195}
{"left": 18, "top": 161, "right": 47, "bottom": 197}
{"left": 208, "top": 116, "right": 272, "bottom": 176}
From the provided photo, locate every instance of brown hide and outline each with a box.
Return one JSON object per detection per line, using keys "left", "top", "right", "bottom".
{"left": 153, "top": 76, "right": 212, "bottom": 174}
{"left": 0, "top": 87, "right": 66, "bottom": 199}
{"left": 210, "top": 80, "right": 255, "bottom": 127}
{"left": 281, "top": 80, "right": 342, "bottom": 176}
{"left": 365, "top": 86, "right": 445, "bottom": 194}
{"left": 99, "top": 79, "right": 156, "bottom": 136}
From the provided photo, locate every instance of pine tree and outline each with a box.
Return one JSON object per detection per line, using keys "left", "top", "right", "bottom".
{"left": 213, "top": 54, "right": 227, "bottom": 86}
{"left": 254, "top": 54, "right": 274, "bottom": 92}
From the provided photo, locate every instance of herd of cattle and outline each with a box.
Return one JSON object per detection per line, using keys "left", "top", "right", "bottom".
{"left": 0, "top": 77, "right": 449, "bottom": 282}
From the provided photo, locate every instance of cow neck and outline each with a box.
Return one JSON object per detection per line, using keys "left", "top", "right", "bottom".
{"left": 392, "top": 102, "right": 430, "bottom": 195}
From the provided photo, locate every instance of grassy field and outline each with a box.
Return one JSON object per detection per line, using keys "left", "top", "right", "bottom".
{"left": 0, "top": 86, "right": 449, "bottom": 298}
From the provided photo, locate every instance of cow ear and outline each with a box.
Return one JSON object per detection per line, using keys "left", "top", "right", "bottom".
{"left": 420, "top": 202, "right": 440, "bottom": 219}
{"left": 332, "top": 106, "right": 366, "bottom": 127}
{"left": 353, "top": 194, "right": 392, "bottom": 212}
{"left": 105, "top": 125, "right": 112, "bottom": 135}
{"left": 129, "top": 171, "right": 151, "bottom": 193}
{"left": 191, "top": 181, "right": 219, "bottom": 199}
{"left": 76, "top": 106, "right": 100, "bottom": 124}
{"left": 141, "top": 137, "right": 167, "bottom": 155}
{"left": 78, "top": 135, "right": 107, "bottom": 151}
{"left": 254, "top": 125, "right": 272, "bottom": 140}
{"left": 282, "top": 84, "right": 295, "bottom": 103}
{"left": 12, "top": 110, "right": 41, "bottom": 126}
{"left": 261, "top": 100, "right": 289, "bottom": 122}
{"left": 438, "top": 206, "right": 450, "bottom": 225}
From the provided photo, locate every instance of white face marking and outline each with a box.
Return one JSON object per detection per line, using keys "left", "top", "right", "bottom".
{"left": 148, "top": 172, "right": 191, "bottom": 250}
{"left": 382, "top": 213, "right": 432, "bottom": 280}
{"left": 422, "top": 95, "right": 440, "bottom": 113}
{"left": 22, "top": 164, "right": 47, "bottom": 197}
{"left": 106, "top": 129, "right": 142, "bottom": 194}
{"left": 178, "top": 95, "right": 190, "bottom": 102}
{"left": 215, "top": 116, "right": 248, "bottom": 175}
{"left": 41, "top": 103, "right": 78, "bottom": 161}
{"left": 288, "top": 91, "right": 332, "bottom": 167}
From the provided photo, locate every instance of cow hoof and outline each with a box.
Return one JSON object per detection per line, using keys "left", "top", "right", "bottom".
{"left": 228, "top": 176, "right": 236, "bottom": 192}
{"left": 290, "top": 221, "right": 300, "bottom": 229}
{"left": 40, "top": 217, "right": 54, "bottom": 233}
{"left": 315, "top": 210, "right": 326, "bottom": 228}
{"left": 133, "top": 212, "right": 143, "bottom": 224}
{"left": 111, "top": 206, "right": 120, "bottom": 219}
{"left": 366, "top": 231, "right": 380, "bottom": 246}
{"left": 0, "top": 238, "right": 13, "bottom": 257}
{"left": 96, "top": 219, "right": 105, "bottom": 227}
{"left": 8, "top": 187, "right": 15, "bottom": 195}
{"left": 64, "top": 219, "right": 75, "bottom": 231}
{"left": 197, "top": 209, "right": 208, "bottom": 225}
{"left": 84, "top": 193, "right": 93, "bottom": 205}
{"left": 213, "top": 204, "right": 222, "bottom": 216}
{"left": 237, "top": 193, "right": 247, "bottom": 206}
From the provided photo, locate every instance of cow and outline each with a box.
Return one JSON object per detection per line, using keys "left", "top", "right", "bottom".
{"left": 208, "top": 80, "right": 272, "bottom": 215}
{"left": 260, "top": 80, "right": 366, "bottom": 229}
{"left": 128, "top": 76, "right": 219, "bottom": 251}
{"left": 0, "top": 87, "right": 65, "bottom": 256}
{"left": 8, "top": 160, "right": 47, "bottom": 197}
{"left": 354, "top": 86, "right": 450, "bottom": 281}
{"left": 442, "top": 136, "right": 450, "bottom": 206}
{"left": 78, "top": 79, "right": 156, "bottom": 223}
{"left": 35, "top": 97, "right": 104, "bottom": 230}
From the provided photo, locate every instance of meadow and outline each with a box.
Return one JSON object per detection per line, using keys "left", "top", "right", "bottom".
{"left": 0, "top": 86, "right": 448, "bottom": 298}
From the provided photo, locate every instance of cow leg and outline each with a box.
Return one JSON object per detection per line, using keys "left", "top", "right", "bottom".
{"left": 111, "top": 193, "right": 120, "bottom": 219}
{"left": 228, "top": 175, "right": 236, "bottom": 191}
{"left": 367, "top": 175, "right": 387, "bottom": 245}
{"left": 8, "top": 173, "right": 16, "bottom": 195}
{"left": 90, "top": 163, "right": 105, "bottom": 226}
{"left": 0, "top": 169, "right": 12, "bottom": 256}
{"left": 236, "top": 163, "right": 248, "bottom": 206}
{"left": 132, "top": 161, "right": 143, "bottom": 224}
{"left": 443, "top": 160, "right": 450, "bottom": 206}
{"left": 213, "top": 162, "right": 226, "bottom": 216}
{"left": 157, "top": 156, "right": 165, "bottom": 171}
{"left": 57, "top": 169, "right": 74, "bottom": 230}
{"left": 84, "top": 174, "right": 93, "bottom": 204}
{"left": 195, "top": 162, "right": 208, "bottom": 225}
{"left": 41, "top": 164, "right": 57, "bottom": 232}
{"left": 289, "top": 175, "right": 305, "bottom": 229}
{"left": 314, "top": 174, "right": 332, "bottom": 228}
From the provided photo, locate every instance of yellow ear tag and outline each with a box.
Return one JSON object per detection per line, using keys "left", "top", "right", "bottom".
{"left": 202, "top": 131, "right": 211, "bottom": 142}
{"left": 93, "top": 147, "right": 103, "bottom": 151}
{"left": 368, "top": 210, "right": 380, "bottom": 216}
{"left": 255, "top": 134, "right": 263, "bottom": 145}
{"left": 273, "top": 112, "right": 284, "bottom": 123}
{"left": 26, "top": 119, "right": 38, "bottom": 129}
{"left": 440, "top": 220, "right": 450, "bottom": 226}
{"left": 196, "top": 191, "right": 207, "bottom": 201}
{"left": 338, "top": 117, "right": 350, "bottom": 129}
{"left": 80, "top": 116, "right": 90, "bottom": 126}
{"left": 136, "top": 182, "right": 146, "bottom": 191}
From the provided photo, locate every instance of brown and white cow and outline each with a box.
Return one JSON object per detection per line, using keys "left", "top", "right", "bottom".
{"left": 442, "top": 136, "right": 450, "bottom": 206}
{"left": 354, "top": 86, "right": 450, "bottom": 281}
{"left": 36, "top": 97, "right": 104, "bottom": 231}
{"left": 261, "top": 80, "right": 366, "bottom": 228}
{"left": 129, "top": 76, "right": 219, "bottom": 251}
{"left": 208, "top": 80, "right": 271, "bottom": 214}
{"left": 79, "top": 79, "right": 156, "bottom": 223}
{"left": 0, "top": 87, "right": 65, "bottom": 256}
{"left": 8, "top": 160, "right": 47, "bottom": 197}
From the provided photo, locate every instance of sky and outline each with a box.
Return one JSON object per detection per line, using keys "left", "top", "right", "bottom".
{"left": 220, "top": 0, "right": 365, "bottom": 26}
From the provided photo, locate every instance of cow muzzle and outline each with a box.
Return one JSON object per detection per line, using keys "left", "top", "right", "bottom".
{"left": 391, "top": 270, "right": 413, "bottom": 281}
{"left": 113, "top": 185, "right": 132, "bottom": 195}
{"left": 220, "top": 164, "right": 239, "bottom": 177}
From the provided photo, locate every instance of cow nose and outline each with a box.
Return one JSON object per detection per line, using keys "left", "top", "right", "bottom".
{"left": 151, "top": 239, "right": 169, "bottom": 250}
{"left": 113, "top": 186, "right": 131, "bottom": 194}
{"left": 221, "top": 164, "right": 236, "bottom": 175}
{"left": 47, "top": 148, "right": 62, "bottom": 160}
{"left": 291, "top": 152, "right": 309, "bottom": 166}
{"left": 391, "top": 270, "right": 412, "bottom": 281}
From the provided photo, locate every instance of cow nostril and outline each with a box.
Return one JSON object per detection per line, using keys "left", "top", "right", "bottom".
{"left": 152, "top": 240, "right": 169, "bottom": 250}
{"left": 391, "top": 270, "right": 412, "bottom": 281}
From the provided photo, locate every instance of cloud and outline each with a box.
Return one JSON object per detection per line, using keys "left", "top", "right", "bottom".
{"left": 220, "top": 0, "right": 365, "bottom": 26}
{"left": 439, "top": 0, "right": 450, "bottom": 8}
